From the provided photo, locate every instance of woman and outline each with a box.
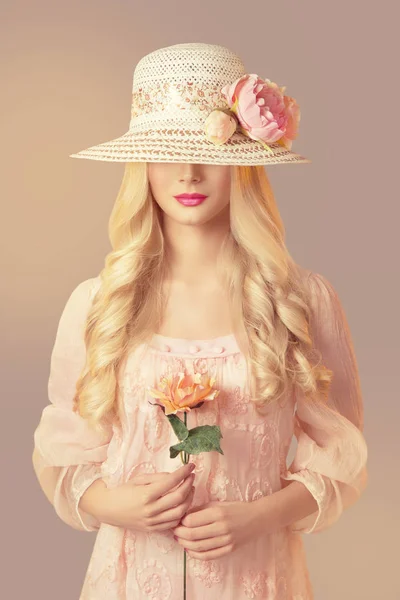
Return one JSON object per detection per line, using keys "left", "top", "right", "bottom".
{"left": 32, "top": 42, "right": 368, "bottom": 599}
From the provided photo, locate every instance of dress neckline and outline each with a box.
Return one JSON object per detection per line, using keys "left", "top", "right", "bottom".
{"left": 152, "top": 332, "right": 236, "bottom": 344}
{"left": 148, "top": 332, "right": 240, "bottom": 357}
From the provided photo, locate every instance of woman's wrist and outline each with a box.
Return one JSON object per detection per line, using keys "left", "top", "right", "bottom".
{"left": 78, "top": 478, "right": 111, "bottom": 523}
{"left": 250, "top": 479, "right": 320, "bottom": 535}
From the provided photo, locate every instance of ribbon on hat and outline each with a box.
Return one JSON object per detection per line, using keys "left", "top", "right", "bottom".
{"left": 203, "top": 73, "right": 301, "bottom": 153}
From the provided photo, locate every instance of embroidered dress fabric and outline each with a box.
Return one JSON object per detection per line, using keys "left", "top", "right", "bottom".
{"left": 32, "top": 271, "right": 368, "bottom": 600}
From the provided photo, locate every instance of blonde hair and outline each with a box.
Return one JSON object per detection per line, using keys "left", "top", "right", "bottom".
{"left": 73, "top": 162, "right": 332, "bottom": 435}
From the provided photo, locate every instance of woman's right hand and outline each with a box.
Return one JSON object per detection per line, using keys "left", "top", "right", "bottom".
{"left": 102, "top": 462, "right": 196, "bottom": 532}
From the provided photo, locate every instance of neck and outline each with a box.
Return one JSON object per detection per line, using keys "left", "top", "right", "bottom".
{"left": 162, "top": 209, "right": 230, "bottom": 285}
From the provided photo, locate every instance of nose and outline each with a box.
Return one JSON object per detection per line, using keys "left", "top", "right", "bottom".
{"left": 179, "top": 164, "right": 202, "bottom": 183}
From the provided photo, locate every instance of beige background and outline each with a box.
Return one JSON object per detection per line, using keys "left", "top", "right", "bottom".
{"left": 2, "top": 0, "right": 398, "bottom": 598}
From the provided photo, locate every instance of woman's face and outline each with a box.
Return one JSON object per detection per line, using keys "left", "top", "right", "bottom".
{"left": 147, "top": 162, "right": 232, "bottom": 226}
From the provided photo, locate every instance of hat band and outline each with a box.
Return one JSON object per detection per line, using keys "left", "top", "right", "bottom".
{"left": 129, "top": 80, "right": 230, "bottom": 132}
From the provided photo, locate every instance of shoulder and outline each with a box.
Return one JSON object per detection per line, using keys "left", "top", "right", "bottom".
{"left": 299, "top": 270, "right": 353, "bottom": 346}
{"left": 57, "top": 276, "right": 101, "bottom": 331}
{"left": 65, "top": 276, "right": 100, "bottom": 307}
{"left": 296, "top": 266, "right": 340, "bottom": 305}
{"left": 293, "top": 266, "right": 344, "bottom": 326}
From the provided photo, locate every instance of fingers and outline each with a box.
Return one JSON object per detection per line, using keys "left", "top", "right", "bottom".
{"left": 147, "top": 462, "right": 195, "bottom": 501}
{"left": 149, "top": 473, "right": 194, "bottom": 516}
{"left": 148, "top": 485, "right": 196, "bottom": 528}
{"left": 154, "top": 471, "right": 195, "bottom": 515}
{"left": 129, "top": 472, "right": 167, "bottom": 485}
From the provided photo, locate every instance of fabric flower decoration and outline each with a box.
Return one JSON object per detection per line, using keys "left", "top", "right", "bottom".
{"left": 204, "top": 73, "right": 301, "bottom": 153}
{"left": 203, "top": 109, "right": 238, "bottom": 145}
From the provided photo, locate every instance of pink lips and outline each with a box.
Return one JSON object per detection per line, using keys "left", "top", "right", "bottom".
{"left": 174, "top": 193, "right": 208, "bottom": 206}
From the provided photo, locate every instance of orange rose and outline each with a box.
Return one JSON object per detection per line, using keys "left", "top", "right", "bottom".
{"left": 147, "top": 372, "right": 220, "bottom": 416}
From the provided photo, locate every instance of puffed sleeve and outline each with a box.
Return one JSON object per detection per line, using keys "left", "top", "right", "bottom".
{"left": 32, "top": 276, "right": 113, "bottom": 532}
{"left": 280, "top": 271, "right": 368, "bottom": 534}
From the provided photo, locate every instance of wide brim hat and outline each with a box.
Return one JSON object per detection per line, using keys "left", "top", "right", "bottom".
{"left": 69, "top": 43, "right": 312, "bottom": 167}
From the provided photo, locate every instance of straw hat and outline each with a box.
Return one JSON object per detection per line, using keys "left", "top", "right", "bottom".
{"left": 69, "top": 42, "right": 311, "bottom": 166}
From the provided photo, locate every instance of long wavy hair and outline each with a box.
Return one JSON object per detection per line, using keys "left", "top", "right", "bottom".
{"left": 73, "top": 162, "right": 332, "bottom": 435}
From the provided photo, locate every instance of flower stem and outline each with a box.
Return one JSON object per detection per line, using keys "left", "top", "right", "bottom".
{"left": 184, "top": 411, "right": 188, "bottom": 464}
{"left": 180, "top": 412, "right": 190, "bottom": 466}
{"left": 183, "top": 411, "right": 187, "bottom": 600}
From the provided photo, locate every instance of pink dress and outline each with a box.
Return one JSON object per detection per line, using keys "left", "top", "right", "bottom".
{"left": 32, "top": 270, "right": 368, "bottom": 600}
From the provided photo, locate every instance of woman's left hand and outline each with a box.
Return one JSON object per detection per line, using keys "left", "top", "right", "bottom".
{"left": 172, "top": 498, "right": 273, "bottom": 561}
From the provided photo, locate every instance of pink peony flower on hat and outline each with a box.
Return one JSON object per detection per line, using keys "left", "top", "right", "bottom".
{"left": 221, "top": 74, "right": 300, "bottom": 152}
{"left": 203, "top": 109, "right": 238, "bottom": 145}
{"left": 281, "top": 94, "right": 300, "bottom": 150}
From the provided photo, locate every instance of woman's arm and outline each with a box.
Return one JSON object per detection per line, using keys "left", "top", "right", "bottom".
{"left": 253, "top": 479, "right": 319, "bottom": 531}
{"left": 259, "top": 271, "right": 368, "bottom": 535}
{"left": 32, "top": 447, "right": 60, "bottom": 505}
{"left": 32, "top": 277, "right": 113, "bottom": 532}
{"left": 78, "top": 478, "right": 111, "bottom": 523}
{"left": 33, "top": 446, "right": 110, "bottom": 523}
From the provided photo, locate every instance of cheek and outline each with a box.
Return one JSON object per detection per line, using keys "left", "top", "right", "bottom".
{"left": 148, "top": 173, "right": 169, "bottom": 202}
{"left": 148, "top": 164, "right": 171, "bottom": 187}
{"left": 148, "top": 169, "right": 163, "bottom": 190}
{"left": 214, "top": 175, "right": 231, "bottom": 198}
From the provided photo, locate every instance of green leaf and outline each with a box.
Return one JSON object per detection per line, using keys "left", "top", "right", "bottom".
{"left": 166, "top": 413, "right": 189, "bottom": 441}
{"left": 169, "top": 425, "right": 224, "bottom": 459}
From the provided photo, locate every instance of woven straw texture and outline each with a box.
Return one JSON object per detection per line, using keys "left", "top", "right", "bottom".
{"left": 69, "top": 43, "right": 311, "bottom": 166}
